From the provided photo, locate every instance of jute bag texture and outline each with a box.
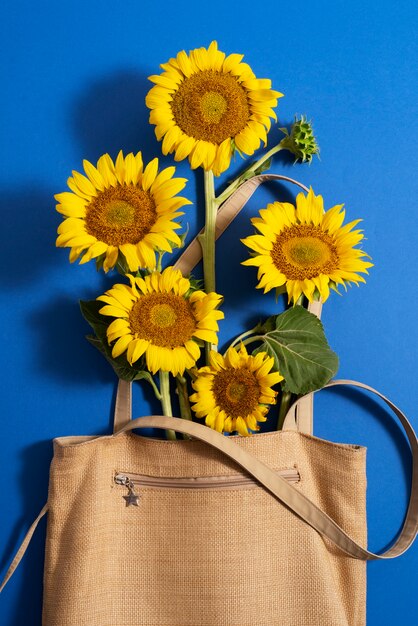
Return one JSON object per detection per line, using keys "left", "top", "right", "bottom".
{"left": 50, "top": 385, "right": 369, "bottom": 626}
{"left": 1, "top": 380, "right": 416, "bottom": 626}
{"left": 1, "top": 175, "right": 417, "bottom": 625}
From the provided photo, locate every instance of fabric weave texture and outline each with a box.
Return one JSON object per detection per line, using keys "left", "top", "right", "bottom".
{"left": 43, "top": 429, "right": 367, "bottom": 625}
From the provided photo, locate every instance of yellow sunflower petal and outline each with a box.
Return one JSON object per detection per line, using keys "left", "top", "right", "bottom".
{"left": 191, "top": 345, "right": 281, "bottom": 435}
{"left": 56, "top": 152, "right": 189, "bottom": 272}
{"left": 111, "top": 335, "right": 134, "bottom": 358}
{"left": 97, "top": 267, "right": 222, "bottom": 376}
{"left": 242, "top": 189, "right": 372, "bottom": 304}
{"left": 147, "top": 43, "right": 281, "bottom": 174}
{"left": 103, "top": 246, "right": 119, "bottom": 272}
{"left": 83, "top": 160, "right": 105, "bottom": 191}
{"left": 142, "top": 158, "right": 159, "bottom": 191}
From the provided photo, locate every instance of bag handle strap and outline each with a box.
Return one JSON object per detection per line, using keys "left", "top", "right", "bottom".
{"left": 112, "top": 379, "right": 418, "bottom": 561}
{"left": 2, "top": 381, "right": 416, "bottom": 592}
{"left": 113, "top": 173, "right": 321, "bottom": 433}
{"left": 0, "top": 502, "right": 49, "bottom": 593}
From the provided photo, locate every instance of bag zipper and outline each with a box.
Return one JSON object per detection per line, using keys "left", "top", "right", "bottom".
{"left": 115, "top": 468, "right": 300, "bottom": 505}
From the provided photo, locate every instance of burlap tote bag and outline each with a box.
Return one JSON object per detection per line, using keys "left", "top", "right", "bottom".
{"left": 1, "top": 175, "right": 417, "bottom": 625}
{"left": 1, "top": 378, "right": 417, "bottom": 625}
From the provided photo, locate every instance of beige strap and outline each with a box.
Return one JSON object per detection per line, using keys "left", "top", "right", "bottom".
{"left": 112, "top": 380, "right": 417, "bottom": 561}
{"left": 113, "top": 379, "right": 132, "bottom": 432}
{"left": 288, "top": 298, "right": 323, "bottom": 435}
{"left": 113, "top": 173, "right": 320, "bottom": 432}
{"left": 0, "top": 502, "right": 49, "bottom": 593}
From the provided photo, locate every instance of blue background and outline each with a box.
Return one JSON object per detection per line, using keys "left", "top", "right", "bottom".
{"left": 1, "top": 1, "right": 417, "bottom": 623}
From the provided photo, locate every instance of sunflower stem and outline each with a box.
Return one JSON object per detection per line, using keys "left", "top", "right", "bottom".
{"left": 156, "top": 250, "right": 164, "bottom": 272}
{"left": 249, "top": 143, "right": 284, "bottom": 176}
{"left": 226, "top": 326, "right": 260, "bottom": 354}
{"left": 176, "top": 375, "right": 193, "bottom": 440}
{"left": 137, "top": 374, "right": 162, "bottom": 402}
{"left": 240, "top": 335, "right": 265, "bottom": 348}
{"left": 215, "top": 145, "right": 284, "bottom": 206}
{"left": 201, "top": 170, "right": 217, "bottom": 293}
{"left": 159, "top": 370, "right": 176, "bottom": 440}
{"left": 199, "top": 169, "right": 218, "bottom": 364}
{"left": 277, "top": 391, "right": 293, "bottom": 430}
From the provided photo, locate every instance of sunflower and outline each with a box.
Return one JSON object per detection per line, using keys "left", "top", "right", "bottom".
{"left": 97, "top": 267, "right": 224, "bottom": 376}
{"left": 55, "top": 151, "right": 191, "bottom": 272}
{"left": 146, "top": 41, "right": 282, "bottom": 176}
{"left": 241, "top": 188, "right": 373, "bottom": 303}
{"left": 190, "top": 345, "right": 283, "bottom": 436}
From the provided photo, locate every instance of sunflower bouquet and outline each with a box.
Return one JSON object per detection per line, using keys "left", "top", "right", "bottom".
{"left": 56, "top": 42, "right": 372, "bottom": 438}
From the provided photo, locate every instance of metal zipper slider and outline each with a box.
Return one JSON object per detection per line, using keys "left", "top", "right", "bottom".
{"left": 116, "top": 474, "right": 140, "bottom": 507}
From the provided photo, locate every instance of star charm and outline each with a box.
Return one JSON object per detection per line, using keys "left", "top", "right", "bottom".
{"left": 123, "top": 492, "right": 140, "bottom": 507}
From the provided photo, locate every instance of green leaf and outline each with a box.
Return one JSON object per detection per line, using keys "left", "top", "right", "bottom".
{"left": 253, "top": 306, "right": 339, "bottom": 395}
{"left": 79, "top": 299, "right": 107, "bottom": 330}
{"left": 257, "top": 315, "right": 277, "bottom": 333}
{"left": 80, "top": 300, "right": 159, "bottom": 392}
{"left": 95, "top": 253, "right": 106, "bottom": 272}
{"left": 115, "top": 252, "right": 130, "bottom": 276}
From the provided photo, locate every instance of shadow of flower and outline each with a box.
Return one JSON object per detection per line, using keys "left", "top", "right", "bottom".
{"left": 0, "top": 186, "right": 57, "bottom": 289}
{"left": 71, "top": 68, "right": 160, "bottom": 164}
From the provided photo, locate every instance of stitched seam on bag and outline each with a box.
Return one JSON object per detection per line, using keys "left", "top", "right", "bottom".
{"left": 53, "top": 430, "right": 366, "bottom": 453}
{"left": 297, "top": 432, "right": 367, "bottom": 452}
{"left": 113, "top": 466, "right": 301, "bottom": 481}
{"left": 112, "top": 484, "right": 303, "bottom": 494}
{"left": 111, "top": 469, "right": 303, "bottom": 490}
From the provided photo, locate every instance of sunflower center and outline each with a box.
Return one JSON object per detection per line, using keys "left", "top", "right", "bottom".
{"left": 212, "top": 367, "right": 260, "bottom": 419}
{"left": 149, "top": 303, "right": 177, "bottom": 328}
{"left": 85, "top": 185, "right": 157, "bottom": 246}
{"left": 171, "top": 71, "right": 250, "bottom": 144}
{"left": 288, "top": 238, "right": 329, "bottom": 266}
{"left": 129, "top": 293, "right": 196, "bottom": 347}
{"left": 200, "top": 91, "right": 228, "bottom": 123}
{"left": 271, "top": 225, "right": 339, "bottom": 280}
{"left": 106, "top": 200, "right": 136, "bottom": 227}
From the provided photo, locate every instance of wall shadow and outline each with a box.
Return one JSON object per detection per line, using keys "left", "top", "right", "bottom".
{"left": 216, "top": 179, "right": 301, "bottom": 310}
{"left": 0, "top": 186, "right": 57, "bottom": 289}
{"left": 28, "top": 291, "right": 112, "bottom": 385}
{"left": 2, "top": 440, "right": 51, "bottom": 626}
{"left": 71, "top": 68, "right": 158, "bottom": 163}
{"left": 324, "top": 386, "right": 412, "bottom": 551}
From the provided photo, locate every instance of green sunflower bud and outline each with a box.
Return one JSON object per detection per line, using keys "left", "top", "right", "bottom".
{"left": 279, "top": 116, "right": 320, "bottom": 163}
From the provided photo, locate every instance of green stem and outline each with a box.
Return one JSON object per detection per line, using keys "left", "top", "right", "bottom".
{"left": 199, "top": 170, "right": 218, "bottom": 364}
{"left": 214, "top": 178, "right": 241, "bottom": 207}
{"left": 250, "top": 143, "right": 284, "bottom": 175}
{"left": 240, "top": 335, "right": 265, "bottom": 348}
{"left": 275, "top": 295, "right": 303, "bottom": 430}
{"left": 215, "top": 145, "right": 284, "bottom": 206}
{"left": 295, "top": 294, "right": 305, "bottom": 307}
{"left": 138, "top": 374, "right": 162, "bottom": 402}
{"left": 156, "top": 250, "right": 164, "bottom": 272}
{"left": 226, "top": 326, "right": 260, "bottom": 354}
{"left": 159, "top": 370, "right": 176, "bottom": 440}
{"left": 277, "top": 391, "right": 293, "bottom": 431}
{"left": 200, "top": 170, "right": 217, "bottom": 293}
{"left": 176, "top": 375, "right": 192, "bottom": 421}
{"left": 176, "top": 375, "right": 193, "bottom": 440}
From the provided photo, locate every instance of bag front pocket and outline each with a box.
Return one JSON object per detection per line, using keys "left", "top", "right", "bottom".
{"left": 114, "top": 468, "right": 300, "bottom": 505}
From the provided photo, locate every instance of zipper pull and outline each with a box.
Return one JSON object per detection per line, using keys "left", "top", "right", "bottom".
{"left": 116, "top": 474, "right": 140, "bottom": 507}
